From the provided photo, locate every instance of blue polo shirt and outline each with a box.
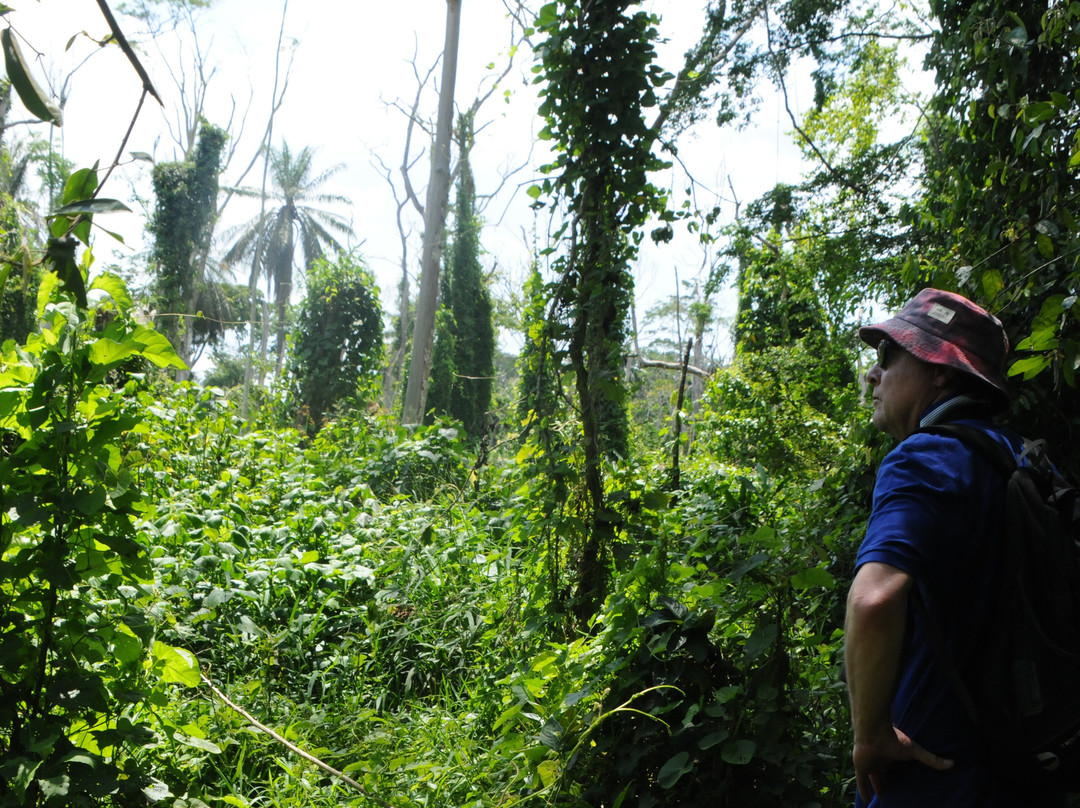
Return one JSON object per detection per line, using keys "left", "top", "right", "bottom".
{"left": 854, "top": 405, "right": 1025, "bottom": 807}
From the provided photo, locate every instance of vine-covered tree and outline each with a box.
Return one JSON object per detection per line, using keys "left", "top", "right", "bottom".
{"left": 532, "top": 1, "right": 673, "bottom": 620}
{"left": 291, "top": 251, "right": 382, "bottom": 434}
{"left": 148, "top": 121, "right": 227, "bottom": 370}
{"left": 427, "top": 112, "right": 495, "bottom": 439}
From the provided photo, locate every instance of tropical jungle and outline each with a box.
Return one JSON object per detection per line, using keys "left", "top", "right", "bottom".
{"left": 2, "top": 0, "right": 1080, "bottom": 806}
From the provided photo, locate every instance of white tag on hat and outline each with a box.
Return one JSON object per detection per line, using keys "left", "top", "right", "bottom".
{"left": 928, "top": 303, "right": 956, "bottom": 324}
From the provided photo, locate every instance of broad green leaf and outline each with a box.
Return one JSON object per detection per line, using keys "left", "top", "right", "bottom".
{"left": 744, "top": 621, "right": 778, "bottom": 661}
{"left": 89, "top": 272, "right": 134, "bottom": 309}
{"left": 1007, "top": 355, "right": 1051, "bottom": 379}
{"left": 980, "top": 269, "right": 1004, "bottom": 301}
{"left": 174, "top": 733, "right": 222, "bottom": 754}
{"left": 89, "top": 337, "right": 138, "bottom": 367}
{"left": 721, "top": 739, "right": 756, "bottom": 765}
{"left": 538, "top": 3, "right": 559, "bottom": 27}
{"left": 204, "top": 588, "right": 229, "bottom": 608}
{"left": 0, "top": 758, "right": 40, "bottom": 801}
{"left": 791, "top": 565, "right": 835, "bottom": 590}
{"left": 747, "top": 525, "right": 780, "bottom": 549}
{"left": 63, "top": 166, "right": 99, "bottom": 205}
{"left": 657, "top": 751, "right": 693, "bottom": 789}
{"left": 112, "top": 630, "right": 142, "bottom": 666}
{"left": 152, "top": 642, "right": 200, "bottom": 687}
{"left": 142, "top": 779, "right": 172, "bottom": 802}
{"left": 2, "top": 28, "right": 62, "bottom": 126}
{"left": 493, "top": 703, "right": 523, "bottom": 732}
{"left": 131, "top": 325, "right": 186, "bottom": 369}
{"left": 1022, "top": 102, "right": 1055, "bottom": 124}
{"left": 729, "top": 552, "right": 769, "bottom": 581}
{"left": 537, "top": 759, "right": 559, "bottom": 787}
{"left": 699, "top": 728, "right": 730, "bottom": 749}
{"left": 53, "top": 198, "right": 132, "bottom": 216}
{"left": 1005, "top": 25, "right": 1027, "bottom": 46}
{"left": 538, "top": 717, "right": 563, "bottom": 750}
{"left": 37, "top": 774, "right": 70, "bottom": 798}
{"left": 641, "top": 490, "right": 669, "bottom": 510}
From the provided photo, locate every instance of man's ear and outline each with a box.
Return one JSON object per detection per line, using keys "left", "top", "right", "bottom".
{"left": 931, "top": 364, "right": 957, "bottom": 392}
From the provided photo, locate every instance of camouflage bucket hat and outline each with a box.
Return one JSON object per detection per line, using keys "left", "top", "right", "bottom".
{"left": 858, "top": 288, "right": 1010, "bottom": 405}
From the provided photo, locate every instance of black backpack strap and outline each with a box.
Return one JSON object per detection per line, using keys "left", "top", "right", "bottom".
{"left": 918, "top": 422, "right": 1017, "bottom": 476}
{"left": 910, "top": 586, "right": 980, "bottom": 728}
{"left": 911, "top": 422, "right": 1017, "bottom": 732}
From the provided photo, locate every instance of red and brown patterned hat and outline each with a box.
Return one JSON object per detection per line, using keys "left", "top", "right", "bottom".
{"left": 858, "top": 288, "right": 1010, "bottom": 404}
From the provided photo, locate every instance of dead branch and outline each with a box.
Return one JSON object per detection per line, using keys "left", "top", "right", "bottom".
{"left": 637, "top": 356, "right": 711, "bottom": 379}
{"left": 202, "top": 674, "right": 399, "bottom": 808}
{"left": 399, "top": 52, "right": 441, "bottom": 217}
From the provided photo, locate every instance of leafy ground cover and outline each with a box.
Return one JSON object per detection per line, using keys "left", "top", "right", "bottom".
{"left": 106, "top": 380, "right": 865, "bottom": 808}
{"left": 2, "top": 264, "right": 867, "bottom": 807}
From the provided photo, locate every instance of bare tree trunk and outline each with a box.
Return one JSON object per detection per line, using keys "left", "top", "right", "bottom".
{"left": 401, "top": 0, "right": 461, "bottom": 426}
{"left": 385, "top": 257, "right": 410, "bottom": 410}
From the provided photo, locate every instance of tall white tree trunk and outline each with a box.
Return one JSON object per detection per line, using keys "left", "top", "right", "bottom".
{"left": 402, "top": 0, "right": 461, "bottom": 426}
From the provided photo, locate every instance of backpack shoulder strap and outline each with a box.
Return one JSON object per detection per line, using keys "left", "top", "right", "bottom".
{"left": 910, "top": 587, "right": 980, "bottom": 726}
{"left": 917, "top": 422, "right": 1017, "bottom": 476}
{"left": 910, "top": 421, "right": 1020, "bottom": 731}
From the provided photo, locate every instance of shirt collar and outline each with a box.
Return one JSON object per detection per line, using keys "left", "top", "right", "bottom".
{"left": 919, "top": 394, "right": 987, "bottom": 428}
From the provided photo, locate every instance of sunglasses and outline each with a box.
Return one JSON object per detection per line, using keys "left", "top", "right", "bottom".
{"left": 876, "top": 338, "right": 894, "bottom": 370}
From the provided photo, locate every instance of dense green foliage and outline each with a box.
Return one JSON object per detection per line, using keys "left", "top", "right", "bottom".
{"left": 5, "top": 0, "right": 1080, "bottom": 805}
{"left": 530, "top": 0, "right": 675, "bottom": 620}
{"left": 290, "top": 251, "right": 382, "bottom": 433}
{"left": 149, "top": 122, "right": 227, "bottom": 363}
{"left": 914, "top": 0, "right": 1080, "bottom": 467}
{"left": 427, "top": 112, "right": 495, "bottom": 440}
{"left": 0, "top": 170, "right": 190, "bottom": 805}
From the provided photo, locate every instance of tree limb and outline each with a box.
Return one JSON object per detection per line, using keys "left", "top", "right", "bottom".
{"left": 201, "top": 674, "right": 399, "bottom": 807}
{"left": 637, "top": 356, "right": 711, "bottom": 379}
{"left": 95, "top": 0, "right": 163, "bottom": 105}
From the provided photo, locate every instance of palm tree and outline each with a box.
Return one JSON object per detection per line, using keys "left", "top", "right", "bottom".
{"left": 223, "top": 142, "right": 352, "bottom": 374}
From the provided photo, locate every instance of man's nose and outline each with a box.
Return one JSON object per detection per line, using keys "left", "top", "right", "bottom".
{"left": 865, "top": 365, "right": 881, "bottom": 385}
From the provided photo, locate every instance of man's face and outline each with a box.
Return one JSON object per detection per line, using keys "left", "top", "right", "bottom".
{"left": 866, "top": 339, "right": 946, "bottom": 440}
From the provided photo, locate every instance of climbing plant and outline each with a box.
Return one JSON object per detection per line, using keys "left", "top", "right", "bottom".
{"left": 0, "top": 168, "right": 198, "bottom": 805}
{"left": 427, "top": 111, "right": 495, "bottom": 440}
{"left": 290, "top": 251, "right": 382, "bottom": 434}
{"left": 149, "top": 121, "right": 227, "bottom": 367}
{"left": 913, "top": 0, "right": 1080, "bottom": 456}
{"left": 530, "top": 0, "right": 673, "bottom": 620}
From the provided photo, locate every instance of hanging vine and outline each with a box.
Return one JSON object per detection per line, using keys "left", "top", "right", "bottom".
{"left": 532, "top": 0, "right": 673, "bottom": 620}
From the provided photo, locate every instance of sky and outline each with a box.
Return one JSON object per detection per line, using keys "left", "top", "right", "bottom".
{"left": 7, "top": 0, "right": 815, "bottom": 362}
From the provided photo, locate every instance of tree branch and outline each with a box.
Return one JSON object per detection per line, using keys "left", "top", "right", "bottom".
{"left": 95, "top": 0, "right": 163, "bottom": 105}
{"left": 636, "top": 356, "right": 711, "bottom": 379}
{"left": 202, "top": 674, "right": 399, "bottom": 807}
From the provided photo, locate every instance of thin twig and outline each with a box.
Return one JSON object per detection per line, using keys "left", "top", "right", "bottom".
{"left": 96, "top": 87, "right": 148, "bottom": 193}
{"left": 201, "top": 673, "right": 399, "bottom": 808}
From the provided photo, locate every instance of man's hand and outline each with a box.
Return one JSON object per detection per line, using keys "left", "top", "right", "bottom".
{"left": 853, "top": 724, "right": 954, "bottom": 803}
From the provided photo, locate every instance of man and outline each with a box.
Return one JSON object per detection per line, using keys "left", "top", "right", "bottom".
{"left": 845, "top": 288, "right": 1025, "bottom": 807}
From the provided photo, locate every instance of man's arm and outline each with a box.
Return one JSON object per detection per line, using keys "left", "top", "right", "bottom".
{"left": 845, "top": 561, "right": 953, "bottom": 802}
